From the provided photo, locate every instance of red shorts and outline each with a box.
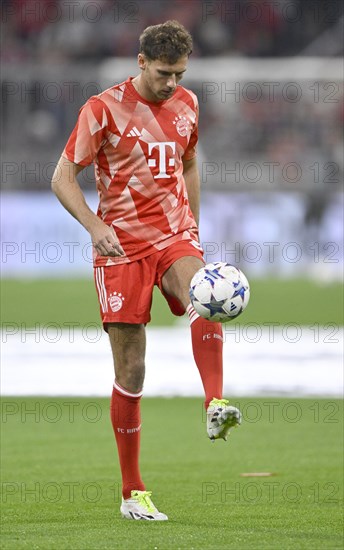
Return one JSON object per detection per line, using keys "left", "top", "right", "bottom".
{"left": 94, "top": 240, "right": 204, "bottom": 327}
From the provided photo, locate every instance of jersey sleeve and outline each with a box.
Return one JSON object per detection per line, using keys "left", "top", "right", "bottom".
{"left": 62, "top": 97, "right": 110, "bottom": 166}
{"left": 183, "top": 95, "right": 199, "bottom": 161}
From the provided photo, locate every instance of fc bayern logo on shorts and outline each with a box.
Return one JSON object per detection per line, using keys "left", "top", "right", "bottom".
{"left": 108, "top": 292, "right": 125, "bottom": 312}
{"left": 173, "top": 115, "right": 191, "bottom": 137}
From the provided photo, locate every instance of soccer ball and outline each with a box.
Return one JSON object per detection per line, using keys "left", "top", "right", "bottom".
{"left": 189, "top": 262, "right": 250, "bottom": 322}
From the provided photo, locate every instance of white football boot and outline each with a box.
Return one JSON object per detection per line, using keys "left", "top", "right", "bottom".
{"left": 120, "top": 490, "right": 168, "bottom": 521}
{"left": 207, "top": 398, "right": 242, "bottom": 441}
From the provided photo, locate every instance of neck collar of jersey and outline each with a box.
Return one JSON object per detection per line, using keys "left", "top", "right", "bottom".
{"left": 126, "top": 77, "right": 174, "bottom": 107}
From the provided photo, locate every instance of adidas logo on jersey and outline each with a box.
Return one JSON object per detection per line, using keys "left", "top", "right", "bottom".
{"left": 126, "top": 126, "right": 142, "bottom": 137}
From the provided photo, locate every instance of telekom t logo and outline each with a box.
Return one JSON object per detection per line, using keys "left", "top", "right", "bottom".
{"left": 148, "top": 142, "right": 176, "bottom": 179}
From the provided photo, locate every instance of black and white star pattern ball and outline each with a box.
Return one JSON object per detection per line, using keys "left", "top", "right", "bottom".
{"left": 189, "top": 262, "right": 250, "bottom": 322}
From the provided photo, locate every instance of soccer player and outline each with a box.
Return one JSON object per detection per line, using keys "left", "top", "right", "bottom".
{"left": 51, "top": 20, "right": 241, "bottom": 521}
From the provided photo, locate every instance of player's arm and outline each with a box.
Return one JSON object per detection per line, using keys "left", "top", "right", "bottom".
{"left": 182, "top": 156, "right": 200, "bottom": 226}
{"left": 51, "top": 156, "right": 124, "bottom": 257}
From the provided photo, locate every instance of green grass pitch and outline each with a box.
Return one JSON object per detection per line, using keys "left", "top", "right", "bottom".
{"left": 1, "top": 398, "right": 343, "bottom": 549}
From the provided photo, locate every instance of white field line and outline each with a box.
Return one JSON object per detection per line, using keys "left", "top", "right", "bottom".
{"left": 1, "top": 327, "right": 343, "bottom": 397}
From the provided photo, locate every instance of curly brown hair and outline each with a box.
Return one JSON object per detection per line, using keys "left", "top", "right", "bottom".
{"left": 139, "top": 20, "right": 193, "bottom": 64}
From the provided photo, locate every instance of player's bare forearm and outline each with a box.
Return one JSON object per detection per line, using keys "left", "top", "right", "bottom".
{"left": 51, "top": 156, "right": 124, "bottom": 256}
{"left": 183, "top": 156, "right": 200, "bottom": 226}
{"left": 52, "top": 157, "right": 97, "bottom": 230}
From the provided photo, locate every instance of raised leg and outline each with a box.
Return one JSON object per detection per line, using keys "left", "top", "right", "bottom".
{"left": 162, "top": 256, "right": 224, "bottom": 409}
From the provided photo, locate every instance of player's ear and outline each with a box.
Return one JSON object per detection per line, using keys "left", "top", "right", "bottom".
{"left": 138, "top": 53, "right": 147, "bottom": 71}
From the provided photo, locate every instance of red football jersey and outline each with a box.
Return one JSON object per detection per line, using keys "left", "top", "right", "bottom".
{"left": 62, "top": 77, "right": 200, "bottom": 266}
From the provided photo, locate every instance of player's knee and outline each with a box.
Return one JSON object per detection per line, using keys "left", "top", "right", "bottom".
{"left": 117, "top": 359, "right": 145, "bottom": 393}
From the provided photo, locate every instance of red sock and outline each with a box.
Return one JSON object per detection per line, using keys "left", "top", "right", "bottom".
{"left": 110, "top": 381, "right": 145, "bottom": 499}
{"left": 187, "top": 304, "right": 223, "bottom": 409}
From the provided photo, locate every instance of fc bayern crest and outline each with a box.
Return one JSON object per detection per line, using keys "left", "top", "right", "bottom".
{"left": 173, "top": 115, "right": 191, "bottom": 137}
{"left": 108, "top": 292, "right": 125, "bottom": 312}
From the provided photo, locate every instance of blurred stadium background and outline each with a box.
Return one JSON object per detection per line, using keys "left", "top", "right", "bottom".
{"left": 1, "top": 3, "right": 344, "bottom": 549}
{"left": 1, "top": 0, "right": 343, "bottom": 396}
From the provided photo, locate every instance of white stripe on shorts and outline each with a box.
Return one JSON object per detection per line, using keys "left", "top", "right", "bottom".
{"left": 95, "top": 267, "right": 108, "bottom": 313}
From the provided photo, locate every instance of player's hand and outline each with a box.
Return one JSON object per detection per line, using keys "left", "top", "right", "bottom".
{"left": 89, "top": 220, "right": 125, "bottom": 257}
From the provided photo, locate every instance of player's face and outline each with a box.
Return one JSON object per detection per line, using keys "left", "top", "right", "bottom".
{"left": 139, "top": 55, "right": 188, "bottom": 101}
